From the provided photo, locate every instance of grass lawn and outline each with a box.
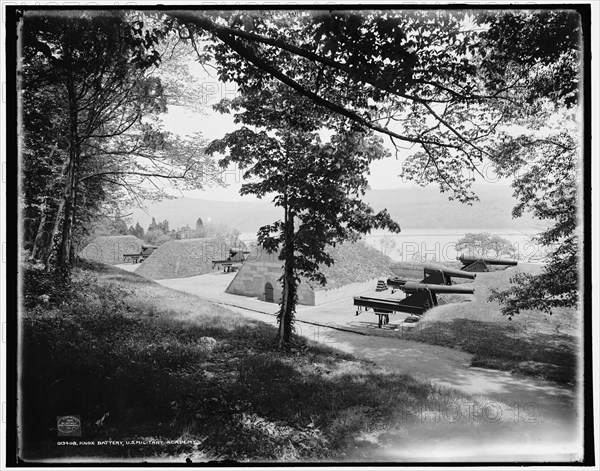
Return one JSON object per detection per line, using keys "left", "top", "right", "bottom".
{"left": 20, "top": 260, "right": 524, "bottom": 463}
{"left": 391, "top": 262, "right": 580, "bottom": 386}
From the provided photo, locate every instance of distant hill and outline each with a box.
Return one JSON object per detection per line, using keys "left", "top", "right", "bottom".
{"left": 362, "top": 185, "right": 539, "bottom": 230}
{"left": 128, "top": 184, "right": 540, "bottom": 233}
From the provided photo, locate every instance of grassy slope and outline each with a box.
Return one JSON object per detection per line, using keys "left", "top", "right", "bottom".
{"left": 393, "top": 262, "right": 580, "bottom": 386}
{"left": 313, "top": 241, "right": 395, "bottom": 290}
{"left": 21, "top": 261, "right": 522, "bottom": 463}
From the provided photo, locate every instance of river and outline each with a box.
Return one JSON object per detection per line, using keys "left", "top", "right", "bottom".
{"left": 238, "top": 228, "right": 546, "bottom": 263}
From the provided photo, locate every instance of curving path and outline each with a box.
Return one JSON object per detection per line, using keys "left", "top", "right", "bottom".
{"left": 153, "top": 272, "right": 583, "bottom": 462}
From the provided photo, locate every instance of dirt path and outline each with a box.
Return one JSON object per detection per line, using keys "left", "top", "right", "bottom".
{"left": 154, "top": 275, "right": 582, "bottom": 461}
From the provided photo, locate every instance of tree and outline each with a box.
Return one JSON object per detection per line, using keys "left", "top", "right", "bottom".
{"left": 172, "top": 9, "right": 582, "bottom": 319}
{"left": 145, "top": 229, "right": 172, "bottom": 246}
{"left": 21, "top": 12, "right": 218, "bottom": 271}
{"left": 21, "top": 13, "right": 167, "bottom": 270}
{"left": 455, "top": 232, "right": 516, "bottom": 259}
{"left": 378, "top": 236, "right": 398, "bottom": 258}
{"left": 125, "top": 221, "right": 145, "bottom": 240}
{"left": 488, "top": 235, "right": 518, "bottom": 259}
{"left": 480, "top": 11, "right": 582, "bottom": 317}
{"left": 207, "top": 82, "right": 400, "bottom": 348}
{"left": 158, "top": 219, "right": 170, "bottom": 233}
{"left": 164, "top": 9, "right": 528, "bottom": 203}
{"left": 196, "top": 217, "right": 204, "bottom": 229}
{"left": 133, "top": 222, "right": 145, "bottom": 240}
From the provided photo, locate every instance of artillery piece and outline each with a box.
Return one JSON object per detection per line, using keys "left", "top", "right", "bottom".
{"left": 401, "top": 281, "right": 474, "bottom": 313}
{"left": 212, "top": 248, "right": 250, "bottom": 272}
{"left": 354, "top": 282, "right": 475, "bottom": 328}
{"left": 422, "top": 263, "right": 476, "bottom": 285}
{"left": 387, "top": 263, "right": 475, "bottom": 291}
{"left": 458, "top": 254, "right": 518, "bottom": 272}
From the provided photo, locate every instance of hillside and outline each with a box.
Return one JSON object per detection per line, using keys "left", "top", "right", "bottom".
{"left": 363, "top": 185, "right": 538, "bottom": 230}
{"left": 315, "top": 241, "right": 395, "bottom": 290}
{"left": 128, "top": 184, "right": 539, "bottom": 233}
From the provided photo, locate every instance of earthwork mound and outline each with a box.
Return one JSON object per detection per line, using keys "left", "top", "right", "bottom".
{"left": 316, "top": 241, "right": 395, "bottom": 290}
{"left": 135, "top": 238, "right": 231, "bottom": 280}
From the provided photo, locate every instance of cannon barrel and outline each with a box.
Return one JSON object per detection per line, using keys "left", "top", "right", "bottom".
{"left": 404, "top": 281, "right": 475, "bottom": 295}
{"left": 423, "top": 263, "right": 476, "bottom": 280}
{"left": 458, "top": 255, "right": 518, "bottom": 266}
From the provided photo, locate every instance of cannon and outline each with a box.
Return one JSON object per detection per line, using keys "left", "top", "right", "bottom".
{"left": 212, "top": 248, "right": 250, "bottom": 272}
{"left": 354, "top": 282, "right": 474, "bottom": 327}
{"left": 422, "top": 263, "right": 476, "bottom": 285}
{"left": 458, "top": 254, "right": 518, "bottom": 272}
{"left": 400, "top": 281, "right": 474, "bottom": 314}
{"left": 387, "top": 264, "right": 475, "bottom": 291}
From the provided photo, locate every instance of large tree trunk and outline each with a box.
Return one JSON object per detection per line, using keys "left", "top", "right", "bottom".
{"left": 278, "top": 252, "right": 296, "bottom": 348}
{"left": 31, "top": 200, "right": 50, "bottom": 259}
{"left": 41, "top": 200, "right": 65, "bottom": 271}
{"left": 56, "top": 36, "right": 80, "bottom": 271}
{"left": 277, "top": 199, "right": 296, "bottom": 349}
{"left": 56, "top": 142, "right": 79, "bottom": 270}
{"left": 32, "top": 199, "right": 62, "bottom": 268}
{"left": 31, "top": 145, "right": 60, "bottom": 264}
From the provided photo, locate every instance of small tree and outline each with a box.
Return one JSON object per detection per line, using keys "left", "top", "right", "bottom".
{"left": 378, "top": 236, "right": 398, "bottom": 258}
{"left": 147, "top": 217, "right": 158, "bottom": 233}
{"left": 208, "top": 85, "right": 400, "bottom": 348}
{"left": 133, "top": 222, "right": 145, "bottom": 240}
{"left": 455, "top": 232, "right": 516, "bottom": 259}
{"left": 488, "top": 234, "right": 517, "bottom": 259}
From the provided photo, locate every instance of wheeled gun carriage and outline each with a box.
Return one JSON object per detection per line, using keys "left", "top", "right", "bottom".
{"left": 354, "top": 282, "right": 475, "bottom": 328}
{"left": 356, "top": 264, "right": 476, "bottom": 328}
{"left": 458, "top": 254, "right": 518, "bottom": 272}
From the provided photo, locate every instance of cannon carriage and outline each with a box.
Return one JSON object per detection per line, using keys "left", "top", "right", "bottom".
{"left": 355, "top": 264, "right": 476, "bottom": 328}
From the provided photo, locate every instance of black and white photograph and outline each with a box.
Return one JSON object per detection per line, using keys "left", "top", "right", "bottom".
{"left": 2, "top": 1, "right": 597, "bottom": 467}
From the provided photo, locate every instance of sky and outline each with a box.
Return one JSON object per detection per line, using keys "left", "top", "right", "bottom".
{"left": 158, "top": 94, "right": 508, "bottom": 202}
{"left": 160, "top": 104, "right": 430, "bottom": 200}
{"left": 149, "top": 10, "right": 514, "bottom": 203}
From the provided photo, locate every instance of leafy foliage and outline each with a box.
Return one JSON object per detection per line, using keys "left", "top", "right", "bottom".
{"left": 482, "top": 12, "right": 582, "bottom": 316}
{"left": 21, "top": 12, "right": 217, "bottom": 270}
{"left": 207, "top": 81, "right": 400, "bottom": 346}
{"left": 455, "top": 232, "right": 517, "bottom": 259}
{"left": 166, "top": 10, "right": 529, "bottom": 203}
{"left": 164, "top": 9, "right": 583, "bottom": 319}
{"left": 487, "top": 108, "right": 580, "bottom": 316}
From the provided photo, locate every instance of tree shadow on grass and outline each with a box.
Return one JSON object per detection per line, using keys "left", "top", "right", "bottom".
{"left": 21, "top": 304, "right": 473, "bottom": 462}
{"left": 406, "top": 319, "right": 577, "bottom": 385}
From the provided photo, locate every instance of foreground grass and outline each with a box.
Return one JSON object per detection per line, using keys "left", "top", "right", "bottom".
{"left": 390, "top": 262, "right": 580, "bottom": 386}
{"left": 21, "top": 260, "right": 524, "bottom": 462}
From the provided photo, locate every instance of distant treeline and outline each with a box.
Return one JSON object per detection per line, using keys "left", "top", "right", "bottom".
{"left": 89, "top": 216, "right": 241, "bottom": 247}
